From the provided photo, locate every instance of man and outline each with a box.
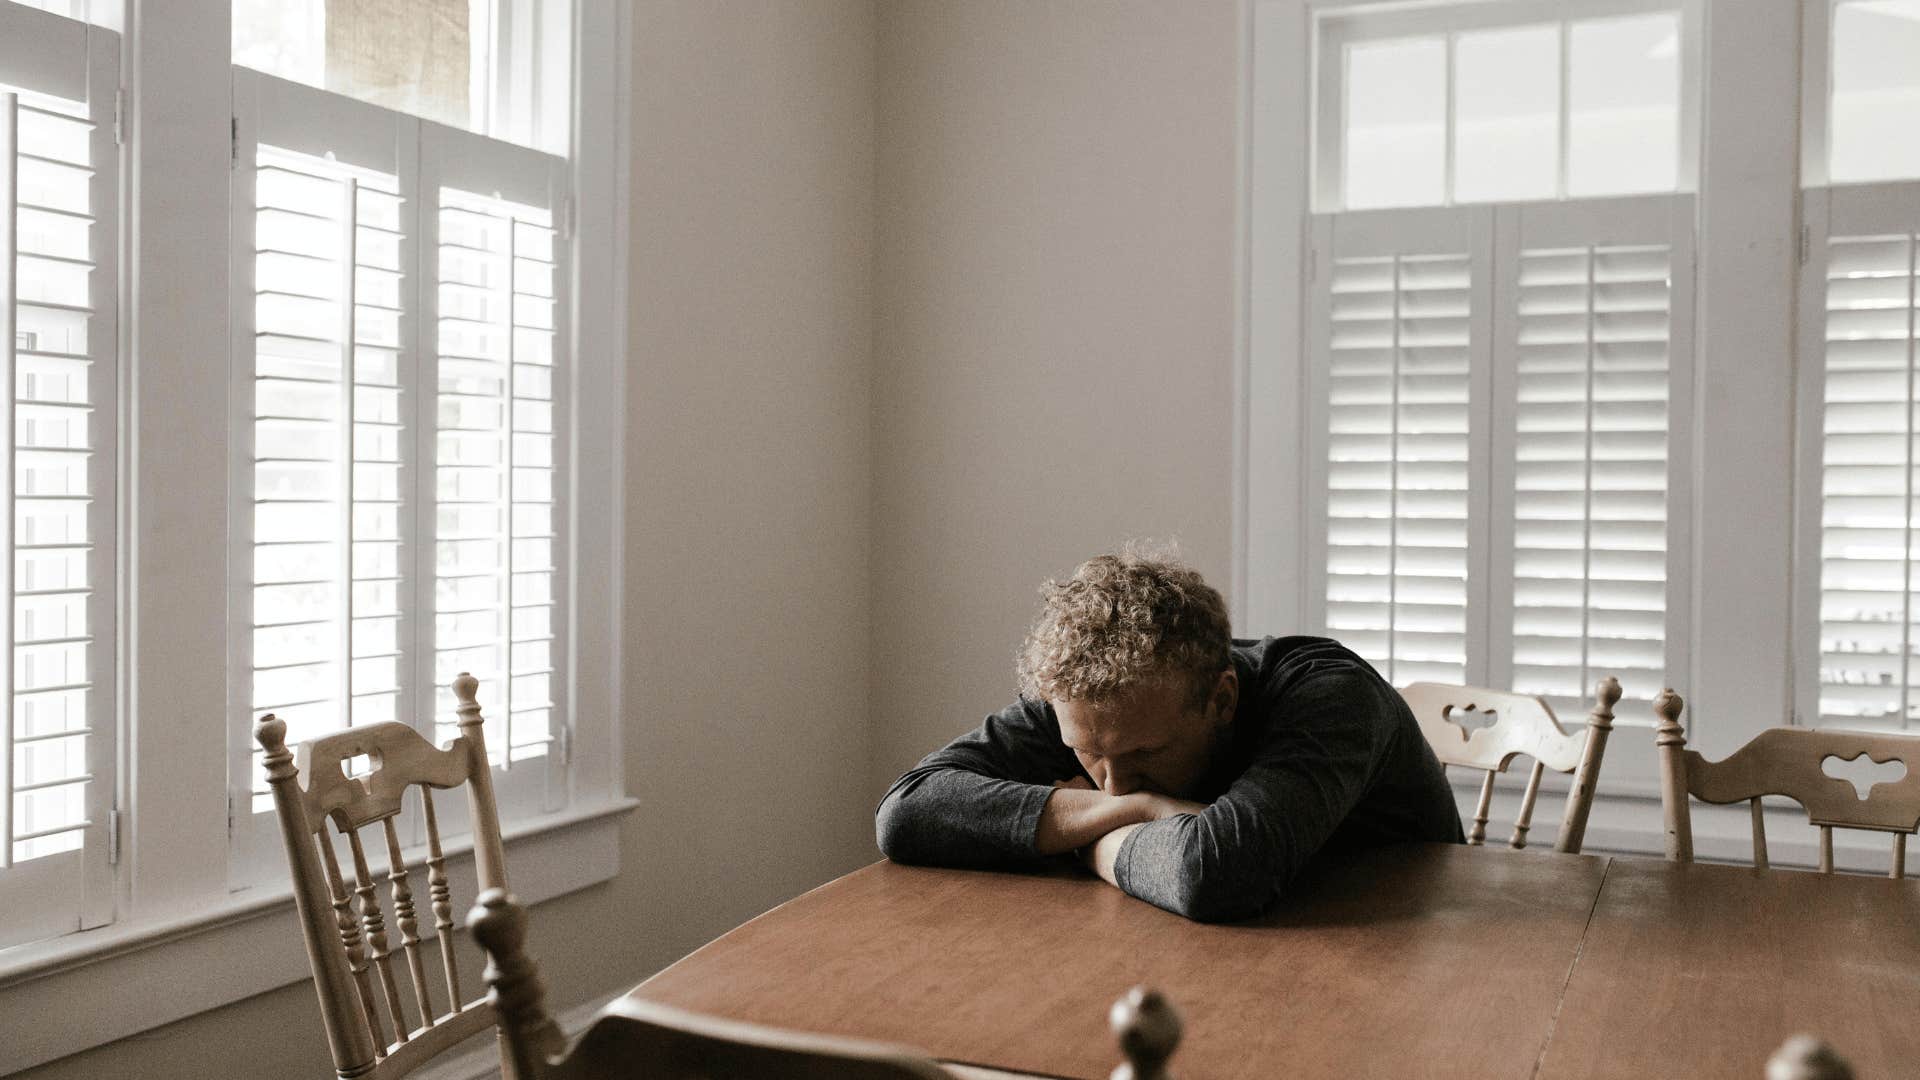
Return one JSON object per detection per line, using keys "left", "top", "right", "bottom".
{"left": 875, "top": 550, "right": 1463, "bottom": 923}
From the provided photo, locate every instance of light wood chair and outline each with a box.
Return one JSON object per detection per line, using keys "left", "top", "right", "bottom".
{"left": 465, "top": 890, "right": 1184, "bottom": 1080}
{"left": 257, "top": 673, "right": 510, "bottom": 1079}
{"left": 1402, "top": 676, "right": 1620, "bottom": 853}
{"left": 1653, "top": 690, "right": 1920, "bottom": 875}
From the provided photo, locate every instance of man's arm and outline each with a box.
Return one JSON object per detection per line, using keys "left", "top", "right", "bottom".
{"left": 875, "top": 699, "right": 1229, "bottom": 871}
{"left": 876, "top": 698, "right": 1090, "bottom": 869}
{"left": 1036, "top": 777, "right": 1206, "bottom": 855}
{"left": 1106, "top": 669, "right": 1396, "bottom": 922}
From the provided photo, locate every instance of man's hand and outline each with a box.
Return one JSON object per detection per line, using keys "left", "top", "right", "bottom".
{"left": 1078, "top": 793, "right": 1206, "bottom": 885}
{"left": 1034, "top": 776, "right": 1207, "bottom": 857}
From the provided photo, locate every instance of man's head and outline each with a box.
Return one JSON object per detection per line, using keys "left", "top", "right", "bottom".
{"left": 1016, "top": 550, "right": 1237, "bottom": 800}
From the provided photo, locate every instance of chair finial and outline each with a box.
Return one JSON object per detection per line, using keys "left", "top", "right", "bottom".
{"left": 255, "top": 714, "right": 298, "bottom": 784}
{"left": 255, "top": 713, "right": 287, "bottom": 753}
{"left": 1593, "top": 676, "right": 1623, "bottom": 713}
{"left": 1109, "top": 985, "right": 1180, "bottom": 1080}
{"left": 469, "top": 889, "right": 558, "bottom": 1077}
{"left": 1766, "top": 1035, "right": 1855, "bottom": 1080}
{"left": 1654, "top": 687, "right": 1684, "bottom": 722}
{"left": 453, "top": 671, "right": 480, "bottom": 709}
{"left": 1653, "top": 688, "right": 1686, "bottom": 739}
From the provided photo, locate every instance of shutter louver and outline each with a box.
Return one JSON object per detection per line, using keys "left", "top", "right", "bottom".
{"left": 5, "top": 88, "right": 105, "bottom": 867}
{"left": 247, "top": 145, "right": 407, "bottom": 810}
{"left": 1325, "top": 252, "right": 1473, "bottom": 684}
{"left": 1510, "top": 243, "right": 1670, "bottom": 707}
{"left": 1817, "top": 232, "right": 1918, "bottom": 727}
{"left": 433, "top": 187, "right": 557, "bottom": 765}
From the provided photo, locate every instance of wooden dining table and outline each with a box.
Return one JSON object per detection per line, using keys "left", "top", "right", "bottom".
{"left": 627, "top": 843, "right": 1920, "bottom": 1079}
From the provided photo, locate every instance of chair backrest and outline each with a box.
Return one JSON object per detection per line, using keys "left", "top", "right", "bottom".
{"left": 1402, "top": 676, "right": 1620, "bottom": 853}
{"left": 466, "top": 891, "right": 1184, "bottom": 1080}
{"left": 256, "top": 673, "right": 510, "bottom": 1079}
{"left": 1652, "top": 690, "right": 1920, "bottom": 875}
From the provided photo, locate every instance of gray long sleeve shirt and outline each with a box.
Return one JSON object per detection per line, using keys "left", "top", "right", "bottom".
{"left": 874, "top": 636, "right": 1464, "bottom": 922}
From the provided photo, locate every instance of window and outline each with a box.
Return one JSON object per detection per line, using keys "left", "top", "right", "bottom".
{"left": 232, "top": 0, "right": 572, "bottom": 154}
{"left": 0, "top": 1, "right": 116, "bottom": 951}
{"left": 227, "top": 70, "right": 569, "bottom": 884}
{"left": 1320, "top": 3, "right": 1687, "bottom": 211}
{"left": 1827, "top": 0, "right": 1920, "bottom": 186}
{"left": 1300, "top": 2, "right": 1697, "bottom": 720}
{"left": 1797, "top": 1, "right": 1920, "bottom": 730}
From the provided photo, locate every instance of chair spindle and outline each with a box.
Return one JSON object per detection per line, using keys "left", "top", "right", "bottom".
{"left": 1468, "top": 770, "right": 1496, "bottom": 846}
{"left": 318, "top": 828, "right": 388, "bottom": 1054}
{"left": 383, "top": 813, "right": 437, "bottom": 1029}
{"left": 1893, "top": 834, "right": 1907, "bottom": 880}
{"left": 1751, "top": 797, "right": 1769, "bottom": 870}
{"left": 1818, "top": 826, "right": 1834, "bottom": 874}
{"left": 1510, "top": 760, "right": 1545, "bottom": 849}
{"left": 420, "top": 786, "right": 462, "bottom": 1009}
{"left": 348, "top": 826, "right": 412, "bottom": 1043}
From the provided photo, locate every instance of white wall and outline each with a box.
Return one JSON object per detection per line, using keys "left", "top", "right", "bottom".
{"left": 16, "top": 2, "right": 879, "bottom": 1075}
{"left": 870, "top": 0, "right": 1245, "bottom": 786}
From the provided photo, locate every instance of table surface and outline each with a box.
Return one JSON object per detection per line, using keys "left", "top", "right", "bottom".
{"left": 628, "top": 845, "right": 1920, "bottom": 1080}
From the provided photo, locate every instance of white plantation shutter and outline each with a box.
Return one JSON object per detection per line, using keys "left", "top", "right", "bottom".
{"left": 0, "top": 9, "right": 117, "bottom": 949}
{"left": 1493, "top": 197, "right": 1693, "bottom": 715}
{"left": 229, "top": 81, "right": 570, "bottom": 877}
{"left": 1309, "top": 210, "right": 1490, "bottom": 685}
{"left": 242, "top": 144, "right": 408, "bottom": 810}
{"left": 227, "top": 72, "right": 422, "bottom": 875}
{"left": 1309, "top": 200, "right": 1691, "bottom": 724}
{"left": 421, "top": 122, "right": 567, "bottom": 812}
{"left": 1800, "top": 184, "right": 1920, "bottom": 729}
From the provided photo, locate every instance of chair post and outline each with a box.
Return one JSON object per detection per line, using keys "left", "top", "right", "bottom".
{"left": 454, "top": 673, "right": 511, "bottom": 891}
{"left": 470, "top": 889, "right": 564, "bottom": 1080}
{"left": 257, "top": 716, "right": 378, "bottom": 1077}
{"left": 1555, "top": 676, "right": 1620, "bottom": 854}
{"left": 1652, "top": 688, "right": 1693, "bottom": 862}
{"left": 1109, "top": 985, "right": 1180, "bottom": 1080}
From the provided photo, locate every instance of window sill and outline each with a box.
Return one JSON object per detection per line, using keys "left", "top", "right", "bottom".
{"left": 0, "top": 795, "right": 638, "bottom": 1075}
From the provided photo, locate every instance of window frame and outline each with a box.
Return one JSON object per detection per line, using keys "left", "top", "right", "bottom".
{"left": 1310, "top": 0, "right": 1703, "bottom": 212}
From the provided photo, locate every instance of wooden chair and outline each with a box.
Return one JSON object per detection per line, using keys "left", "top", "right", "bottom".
{"left": 465, "top": 890, "right": 1183, "bottom": 1080}
{"left": 257, "top": 673, "right": 510, "bottom": 1079}
{"left": 1401, "top": 676, "right": 1620, "bottom": 853}
{"left": 1652, "top": 690, "right": 1920, "bottom": 875}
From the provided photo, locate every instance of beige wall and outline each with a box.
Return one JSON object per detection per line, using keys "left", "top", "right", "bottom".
{"left": 16, "top": 2, "right": 878, "bottom": 1075}
{"left": 870, "top": 0, "right": 1243, "bottom": 785}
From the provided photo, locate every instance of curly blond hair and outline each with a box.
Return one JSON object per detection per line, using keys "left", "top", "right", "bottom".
{"left": 1016, "top": 549, "right": 1232, "bottom": 708}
